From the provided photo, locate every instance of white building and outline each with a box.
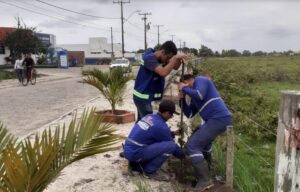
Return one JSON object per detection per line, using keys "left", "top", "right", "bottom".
{"left": 58, "top": 37, "right": 136, "bottom": 64}
{"left": 0, "top": 27, "right": 57, "bottom": 65}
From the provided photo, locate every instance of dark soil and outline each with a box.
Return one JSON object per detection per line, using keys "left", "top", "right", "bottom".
{"left": 168, "top": 158, "right": 232, "bottom": 192}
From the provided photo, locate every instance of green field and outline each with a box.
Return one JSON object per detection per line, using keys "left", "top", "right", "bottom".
{"left": 194, "top": 56, "right": 300, "bottom": 192}
{"left": 0, "top": 70, "right": 16, "bottom": 81}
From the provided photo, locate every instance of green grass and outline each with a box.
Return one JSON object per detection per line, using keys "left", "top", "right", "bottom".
{"left": 133, "top": 178, "right": 154, "bottom": 192}
{"left": 191, "top": 56, "right": 300, "bottom": 191}
{"left": 0, "top": 70, "right": 16, "bottom": 81}
{"left": 252, "top": 82, "right": 300, "bottom": 111}
{"left": 213, "top": 135, "right": 275, "bottom": 192}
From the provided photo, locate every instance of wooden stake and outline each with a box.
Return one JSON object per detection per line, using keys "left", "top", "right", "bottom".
{"left": 226, "top": 125, "right": 234, "bottom": 189}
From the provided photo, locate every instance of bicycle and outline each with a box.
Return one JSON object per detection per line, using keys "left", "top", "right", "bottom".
{"left": 21, "top": 67, "right": 37, "bottom": 86}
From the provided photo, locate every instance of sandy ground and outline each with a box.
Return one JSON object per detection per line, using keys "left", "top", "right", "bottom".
{"left": 1, "top": 67, "right": 189, "bottom": 192}
{"left": 42, "top": 80, "right": 183, "bottom": 192}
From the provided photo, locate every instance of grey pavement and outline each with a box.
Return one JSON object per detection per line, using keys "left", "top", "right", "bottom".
{"left": 0, "top": 66, "right": 110, "bottom": 137}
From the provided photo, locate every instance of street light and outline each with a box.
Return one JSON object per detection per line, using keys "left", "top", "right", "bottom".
{"left": 124, "top": 10, "right": 141, "bottom": 23}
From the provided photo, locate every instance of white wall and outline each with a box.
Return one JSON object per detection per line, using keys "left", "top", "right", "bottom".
{"left": 58, "top": 37, "right": 133, "bottom": 59}
{"left": 0, "top": 47, "right": 11, "bottom": 65}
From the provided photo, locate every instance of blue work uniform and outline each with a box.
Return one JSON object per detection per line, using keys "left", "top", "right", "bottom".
{"left": 180, "top": 76, "right": 233, "bottom": 164}
{"left": 124, "top": 114, "right": 184, "bottom": 174}
{"left": 133, "top": 49, "right": 165, "bottom": 120}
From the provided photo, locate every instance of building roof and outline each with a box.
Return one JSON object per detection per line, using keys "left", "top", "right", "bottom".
{"left": 0, "top": 27, "right": 16, "bottom": 43}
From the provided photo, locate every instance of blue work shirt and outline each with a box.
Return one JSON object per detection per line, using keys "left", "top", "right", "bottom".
{"left": 133, "top": 49, "right": 164, "bottom": 102}
{"left": 180, "top": 76, "right": 231, "bottom": 121}
{"left": 124, "top": 114, "right": 184, "bottom": 160}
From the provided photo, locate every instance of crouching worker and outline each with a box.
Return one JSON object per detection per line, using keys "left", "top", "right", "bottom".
{"left": 178, "top": 74, "right": 233, "bottom": 191}
{"left": 124, "top": 100, "right": 185, "bottom": 181}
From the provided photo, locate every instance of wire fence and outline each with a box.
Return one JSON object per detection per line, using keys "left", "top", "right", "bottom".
{"left": 234, "top": 135, "right": 274, "bottom": 168}
{"left": 189, "top": 58, "right": 276, "bottom": 190}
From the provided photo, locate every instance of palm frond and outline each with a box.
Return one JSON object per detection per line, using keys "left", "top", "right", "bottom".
{"left": 0, "top": 122, "right": 18, "bottom": 191}
{"left": 82, "top": 67, "right": 133, "bottom": 113}
{"left": 0, "top": 122, "right": 17, "bottom": 153}
{"left": 0, "top": 109, "right": 123, "bottom": 192}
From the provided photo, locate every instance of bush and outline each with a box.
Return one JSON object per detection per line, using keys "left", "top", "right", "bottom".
{"left": 189, "top": 56, "right": 300, "bottom": 140}
{"left": 37, "top": 56, "right": 47, "bottom": 65}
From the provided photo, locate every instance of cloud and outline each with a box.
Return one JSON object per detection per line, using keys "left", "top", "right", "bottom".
{"left": 268, "top": 25, "right": 297, "bottom": 38}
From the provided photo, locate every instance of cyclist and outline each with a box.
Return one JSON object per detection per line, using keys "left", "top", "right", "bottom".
{"left": 22, "top": 53, "right": 35, "bottom": 82}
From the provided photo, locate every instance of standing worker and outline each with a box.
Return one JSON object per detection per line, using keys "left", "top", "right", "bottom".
{"left": 124, "top": 99, "right": 185, "bottom": 181}
{"left": 133, "top": 41, "right": 187, "bottom": 121}
{"left": 178, "top": 74, "right": 233, "bottom": 191}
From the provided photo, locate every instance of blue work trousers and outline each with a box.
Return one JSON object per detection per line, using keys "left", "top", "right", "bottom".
{"left": 126, "top": 141, "right": 182, "bottom": 174}
{"left": 134, "top": 99, "right": 153, "bottom": 121}
{"left": 187, "top": 116, "right": 233, "bottom": 164}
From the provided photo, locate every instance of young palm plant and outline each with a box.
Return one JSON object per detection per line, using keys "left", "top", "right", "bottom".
{"left": 0, "top": 109, "right": 123, "bottom": 192}
{"left": 82, "top": 67, "right": 133, "bottom": 114}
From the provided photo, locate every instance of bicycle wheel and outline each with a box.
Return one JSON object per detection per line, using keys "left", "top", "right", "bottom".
{"left": 21, "top": 69, "right": 28, "bottom": 86}
{"left": 30, "top": 69, "right": 37, "bottom": 85}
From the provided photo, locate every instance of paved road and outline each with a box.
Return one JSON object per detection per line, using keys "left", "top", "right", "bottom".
{"left": 0, "top": 65, "right": 139, "bottom": 137}
{"left": 0, "top": 66, "right": 109, "bottom": 137}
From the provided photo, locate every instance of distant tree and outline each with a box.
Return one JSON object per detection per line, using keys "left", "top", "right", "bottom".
{"left": 136, "top": 49, "right": 145, "bottom": 53}
{"left": 199, "top": 45, "right": 214, "bottom": 57}
{"left": 153, "top": 44, "right": 161, "bottom": 51}
{"left": 226, "top": 49, "right": 241, "bottom": 57}
{"left": 242, "top": 50, "right": 252, "bottom": 56}
{"left": 182, "top": 47, "right": 190, "bottom": 54}
{"left": 190, "top": 48, "right": 198, "bottom": 56}
{"left": 268, "top": 51, "right": 279, "bottom": 56}
{"left": 214, "top": 51, "right": 220, "bottom": 57}
{"left": 253, "top": 51, "right": 266, "bottom": 56}
{"left": 3, "top": 17, "right": 46, "bottom": 61}
{"left": 221, "top": 49, "right": 227, "bottom": 57}
{"left": 283, "top": 50, "right": 294, "bottom": 56}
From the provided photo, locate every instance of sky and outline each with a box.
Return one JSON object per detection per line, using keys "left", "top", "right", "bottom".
{"left": 1, "top": 0, "right": 299, "bottom": 52}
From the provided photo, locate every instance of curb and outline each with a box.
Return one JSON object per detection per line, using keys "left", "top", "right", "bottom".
{"left": 0, "top": 76, "right": 77, "bottom": 90}
{"left": 20, "top": 96, "right": 100, "bottom": 140}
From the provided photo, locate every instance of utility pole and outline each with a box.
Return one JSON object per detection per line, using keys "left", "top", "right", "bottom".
{"left": 170, "top": 34, "right": 175, "bottom": 42}
{"left": 110, "top": 27, "right": 114, "bottom": 61}
{"left": 113, "top": 0, "right": 130, "bottom": 58}
{"left": 179, "top": 39, "right": 182, "bottom": 52}
{"left": 139, "top": 12, "right": 151, "bottom": 51}
{"left": 183, "top": 41, "right": 186, "bottom": 48}
{"left": 154, "top": 24, "right": 163, "bottom": 46}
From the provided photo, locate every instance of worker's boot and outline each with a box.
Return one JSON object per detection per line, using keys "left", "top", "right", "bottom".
{"left": 193, "top": 160, "right": 214, "bottom": 191}
{"left": 203, "top": 152, "right": 212, "bottom": 170}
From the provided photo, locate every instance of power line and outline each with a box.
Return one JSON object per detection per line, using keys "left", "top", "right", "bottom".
{"left": 12, "top": 0, "right": 116, "bottom": 30}
{"left": 0, "top": 1, "right": 113, "bottom": 32}
{"left": 113, "top": 0, "right": 130, "bottom": 58}
{"left": 153, "top": 24, "right": 163, "bottom": 45}
{"left": 126, "top": 20, "right": 156, "bottom": 35}
{"left": 170, "top": 34, "right": 175, "bottom": 42}
{"left": 139, "top": 12, "right": 151, "bottom": 50}
{"left": 36, "top": 0, "right": 119, "bottom": 20}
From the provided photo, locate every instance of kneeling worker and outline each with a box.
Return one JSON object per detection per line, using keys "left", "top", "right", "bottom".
{"left": 123, "top": 100, "right": 185, "bottom": 181}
